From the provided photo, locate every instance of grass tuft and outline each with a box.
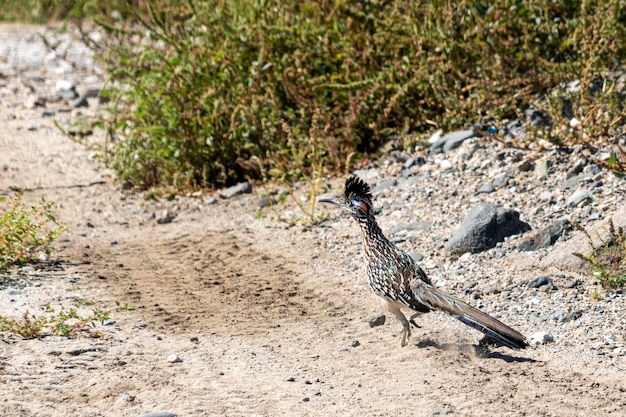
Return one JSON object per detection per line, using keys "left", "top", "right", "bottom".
{"left": 573, "top": 219, "right": 626, "bottom": 289}
{"left": 0, "top": 194, "right": 66, "bottom": 272}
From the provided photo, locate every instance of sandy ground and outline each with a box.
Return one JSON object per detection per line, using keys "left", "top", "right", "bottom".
{"left": 1, "top": 24, "right": 626, "bottom": 417}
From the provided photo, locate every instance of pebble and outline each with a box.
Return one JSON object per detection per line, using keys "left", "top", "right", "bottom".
{"left": 527, "top": 276, "right": 553, "bottom": 289}
{"left": 530, "top": 331, "right": 555, "bottom": 345}
{"left": 493, "top": 173, "right": 508, "bottom": 188}
{"left": 562, "top": 310, "right": 583, "bottom": 323}
{"left": 368, "top": 315, "right": 386, "bottom": 327}
{"left": 156, "top": 210, "right": 176, "bottom": 224}
{"left": 429, "top": 129, "right": 475, "bottom": 154}
{"left": 534, "top": 158, "right": 550, "bottom": 180}
{"left": 407, "top": 251, "right": 424, "bottom": 262}
{"left": 120, "top": 392, "right": 135, "bottom": 402}
{"left": 71, "top": 95, "right": 89, "bottom": 108}
{"left": 477, "top": 183, "right": 495, "bottom": 194}
{"left": 24, "top": 94, "right": 45, "bottom": 109}
{"left": 166, "top": 354, "right": 182, "bottom": 363}
{"left": 439, "top": 160, "right": 452, "bottom": 170}
{"left": 218, "top": 181, "right": 252, "bottom": 199}
{"left": 55, "top": 79, "right": 74, "bottom": 91}
{"left": 567, "top": 189, "right": 592, "bottom": 207}
{"left": 518, "top": 219, "right": 572, "bottom": 251}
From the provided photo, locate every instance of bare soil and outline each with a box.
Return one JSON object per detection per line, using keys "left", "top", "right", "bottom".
{"left": 1, "top": 24, "right": 625, "bottom": 417}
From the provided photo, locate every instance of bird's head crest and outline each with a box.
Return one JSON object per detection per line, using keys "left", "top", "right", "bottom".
{"left": 343, "top": 175, "right": 373, "bottom": 217}
{"left": 344, "top": 176, "right": 373, "bottom": 204}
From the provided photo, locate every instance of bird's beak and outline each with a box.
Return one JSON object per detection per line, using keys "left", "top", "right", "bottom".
{"left": 318, "top": 196, "right": 343, "bottom": 206}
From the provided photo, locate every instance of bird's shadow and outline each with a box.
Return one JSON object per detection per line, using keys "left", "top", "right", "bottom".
{"left": 415, "top": 339, "right": 538, "bottom": 363}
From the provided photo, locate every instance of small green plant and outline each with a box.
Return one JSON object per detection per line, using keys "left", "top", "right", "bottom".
{"left": 0, "top": 194, "right": 66, "bottom": 271}
{"left": 573, "top": 219, "right": 626, "bottom": 288}
{"left": 594, "top": 144, "right": 626, "bottom": 179}
{"left": 0, "top": 300, "right": 134, "bottom": 339}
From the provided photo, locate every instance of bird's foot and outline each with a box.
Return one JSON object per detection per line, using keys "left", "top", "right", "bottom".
{"left": 400, "top": 326, "right": 411, "bottom": 347}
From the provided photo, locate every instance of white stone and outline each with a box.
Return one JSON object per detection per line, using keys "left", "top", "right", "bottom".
{"left": 530, "top": 331, "right": 555, "bottom": 345}
{"left": 166, "top": 354, "right": 182, "bottom": 363}
{"left": 439, "top": 160, "right": 452, "bottom": 170}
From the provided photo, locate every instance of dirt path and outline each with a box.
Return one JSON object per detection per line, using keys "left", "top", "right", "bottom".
{"left": 1, "top": 24, "right": 625, "bottom": 417}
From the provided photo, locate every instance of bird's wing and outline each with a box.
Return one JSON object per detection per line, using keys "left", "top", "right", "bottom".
{"left": 397, "top": 250, "right": 432, "bottom": 285}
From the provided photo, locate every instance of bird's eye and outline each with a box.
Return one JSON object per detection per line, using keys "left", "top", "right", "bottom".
{"left": 351, "top": 199, "right": 369, "bottom": 213}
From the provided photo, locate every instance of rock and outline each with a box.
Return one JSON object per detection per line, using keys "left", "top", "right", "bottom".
{"left": 368, "top": 314, "right": 386, "bottom": 327}
{"left": 71, "top": 95, "right": 89, "bottom": 108}
{"left": 258, "top": 195, "right": 276, "bottom": 209}
{"left": 567, "top": 189, "right": 592, "bottom": 207}
{"left": 121, "top": 180, "right": 134, "bottom": 190}
{"left": 63, "top": 87, "right": 79, "bottom": 100}
{"left": 156, "top": 210, "right": 176, "bottom": 224}
{"left": 445, "top": 203, "right": 530, "bottom": 255}
{"left": 166, "top": 354, "right": 182, "bottom": 363}
{"left": 527, "top": 276, "right": 553, "bottom": 289}
{"left": 562, "top": 278, "right": 581, "bottom": 289}
{"left": 429, "top": 129, "right": 475, "bottom": 154}
{"left": 352, "top": 169, "right": 380, "bottom": 179}
{"left": 535, "top": 158, "right": 551, "bottom": 180}
{"left": 477, "top": 183, "right": 495, "bottom": 194}
{"left": 530, "top": 331, "right": 555, "bottom": 345}
{"left": 24, "top": 94, "right": 45, "bottom": 108}
{"left": 540, "top": 205, "right": 626, "bottom": 272}
{"left": 439, "top": 160, "right": 452, "bottom": 170}
{"left": 351, "top": 340, "right": 360, "bottom": 348}
{"left": 120, "top": 392, "right": 135, "bottom": 402}
{"left": 517, "top": 159, "right": 534, "bottom": 172}
{"left": 374, "top": 179, "right": 397, "bottom": 192}
{"left": 562, "top": 310, "right": 583, "bottom": 323}
{"left": 561, "top": 174, "right": 582, "bottom": 191}
{"left": 204, "top": 196, "right": 217, "bottom": 205}
{"left": 218, "top": 181, "right": 252, "bottom": 199}
{"left": 427, "top": 130, "right": 443, "bottom": 143}
{"left": 492, "top": 173, "right": 508, "bottom": 188}
{"left": 84, "top": 87, "right": 102, "bottom": 98}
{"left": 55, "top": 79, "right": 74, "bottom": 91}
{"left": 407, "top": 251, "right": 424, "bottom": 262}
{"left": 525, "top": 108, "right": 552, "bottom": 127}
{"left": 518, "top": 219, "right": 572, "bottom": 251}
{"left": 102, "top": 319, "right": 116, "bottom": 326}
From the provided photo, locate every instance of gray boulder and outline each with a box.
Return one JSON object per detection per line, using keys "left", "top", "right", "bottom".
{"left": 445, "top": 203, "right": 530, "bottom": 255}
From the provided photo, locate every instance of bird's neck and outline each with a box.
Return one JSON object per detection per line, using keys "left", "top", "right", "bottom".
{"left": 357, "top": 217, "right": 394, "bottom": 259}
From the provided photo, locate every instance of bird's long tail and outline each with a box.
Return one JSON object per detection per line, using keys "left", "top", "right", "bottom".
{"left": 416, "top": 287, "right": 529, "bottom": 350}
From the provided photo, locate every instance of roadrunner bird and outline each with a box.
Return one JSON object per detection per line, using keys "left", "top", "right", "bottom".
{"left": 319, "top": 176, "right": 529, "bottom": 349}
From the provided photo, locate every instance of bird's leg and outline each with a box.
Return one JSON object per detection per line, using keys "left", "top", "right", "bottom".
{"left": 389, "top": 305, "right": 411, "bottom": 347}
{"left": 408, "top": 313, "right": 421, "bottom": 329}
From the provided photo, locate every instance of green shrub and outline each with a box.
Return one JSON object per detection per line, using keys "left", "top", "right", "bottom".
{"left": 0, "top": 194, "right": 66, "bottom": 271}
{"left": 76, "top": 0, "right": 626, "bottom": 188}
{"left": 0, "top": 300, "right": 135, "bottom": 339}
{"left": 574, "top": 219, "right": 626, "bottom": 289}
